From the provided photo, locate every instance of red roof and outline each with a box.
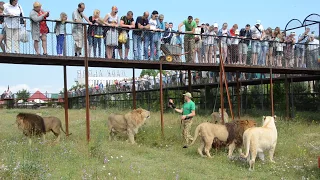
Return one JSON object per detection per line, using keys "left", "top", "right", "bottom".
{"left": 27, "top": 91, "right": 49, "bottom": 102}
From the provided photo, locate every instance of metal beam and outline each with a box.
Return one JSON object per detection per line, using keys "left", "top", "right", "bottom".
{"left": 84, "top": 25, "right": 90, "bottom": 142}
{"left": 63, "top": 65, "right": 69, "bottom": 136}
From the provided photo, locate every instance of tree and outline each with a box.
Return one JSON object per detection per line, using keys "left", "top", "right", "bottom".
{"left": 16, "top": 89, "right": 30, "bottom": 101}
{"left": 140, "top": 69, "right": 167, "bottom": 77}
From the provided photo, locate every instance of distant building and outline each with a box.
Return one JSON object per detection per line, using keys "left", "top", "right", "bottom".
{"left": 28, "top": 91, "right": 49, "bottom": 103}
{"left": 75, "top": 69, "right": 129, "bottom": 87}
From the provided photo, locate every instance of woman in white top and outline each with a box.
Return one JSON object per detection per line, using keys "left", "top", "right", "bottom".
{"left": 3, "top": 0, "right": 26, "bottom": 53}
{"left": 193, "top": 18, "right": 202, "bottom": 63}
{"left": 103, "top": 6, "right": 119, "bottom": 59}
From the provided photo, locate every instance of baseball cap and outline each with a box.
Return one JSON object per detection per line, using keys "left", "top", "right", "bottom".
{"left": 33, "top": 2, "right": 41, "bottom": 8}
{"left": 213, "top": 23, "right": 218, "bottom": 28}
{"left": 256, "top": 20, "right": 261, "bottom": 25}
{"left": 183, "top": 92, "right": 192, "bottom": 98}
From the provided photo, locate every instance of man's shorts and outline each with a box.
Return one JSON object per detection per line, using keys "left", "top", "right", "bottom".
{"left": 251, "top": 41, "right": 261, "bottom": 54}
{"left": 238, "top": 43, "right": 248, "bottom": 55}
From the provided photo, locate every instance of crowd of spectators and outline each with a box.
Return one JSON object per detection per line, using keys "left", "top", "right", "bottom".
{"left": 0, "top": 1, "right": 319, "bottom": 68}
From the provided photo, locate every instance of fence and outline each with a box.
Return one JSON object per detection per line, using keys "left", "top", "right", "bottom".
{"left": 66, "top": 80, "right": 320, "bottom": 118}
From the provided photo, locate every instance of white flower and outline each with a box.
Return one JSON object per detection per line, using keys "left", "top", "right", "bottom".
{"left": 108, "top": 173, "right": 111, "bottom": 176}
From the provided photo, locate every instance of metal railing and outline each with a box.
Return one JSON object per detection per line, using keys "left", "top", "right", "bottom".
{"left": 0, "top": 16, "right": 319, "bottom": 69}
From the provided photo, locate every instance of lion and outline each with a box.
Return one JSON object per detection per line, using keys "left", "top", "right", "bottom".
{"left": 107, "top": 108, "right": 150, "bottom": 144}
{"left": 42, "top": 116, "right": 72, "bottom": 143}
{"left": 210, "top": 108, "right": 229, "bottom": 124}
{"left": 188, "top": 120, "right": 257, "bottom": 158}
{"left": 241, "top": 116, "right": 278, "bottom": 171}
{"left": 16, "top": 113, "right": 46, "bottom": 145}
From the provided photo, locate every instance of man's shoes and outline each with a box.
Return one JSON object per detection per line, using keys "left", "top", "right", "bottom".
{"left": 183, "top": 145, "right": 188, "bottom": 148}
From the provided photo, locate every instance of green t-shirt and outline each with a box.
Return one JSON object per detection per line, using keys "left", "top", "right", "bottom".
{"left": 183, "top": 20, "right": 197, "bottom": 38}
{"left": 182, "top": 100, "right": 196, "bottom": 115}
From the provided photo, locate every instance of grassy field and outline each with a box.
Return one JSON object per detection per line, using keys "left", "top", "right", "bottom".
{"left": 0, "top": 108, "right": 319, "bottom": 179}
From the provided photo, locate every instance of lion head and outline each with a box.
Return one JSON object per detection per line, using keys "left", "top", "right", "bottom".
{"left": 16, "top": 113, "right": 46, "bottom": 137}
{"left": 262, "top": 116, "right": 276, "bottom": 129}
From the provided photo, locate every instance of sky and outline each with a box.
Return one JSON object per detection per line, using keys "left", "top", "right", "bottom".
{"left": 0, "top": 0, "right": 319, "bottom": 94}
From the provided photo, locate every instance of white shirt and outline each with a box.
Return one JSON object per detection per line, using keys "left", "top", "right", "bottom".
{"left": 3, "top": 3, "right": 23, "bottom": 29}
{"left": 195, "top": 27, "right": 201, "bottom": 39}
{"left": 308, "top": 39, "right": 319, "bottom": 51}
{"left": 251, "top": 24, "right": 264, "bottom": 39}
{"left": 149, "top": 18, "right": 157, "bottom": 30}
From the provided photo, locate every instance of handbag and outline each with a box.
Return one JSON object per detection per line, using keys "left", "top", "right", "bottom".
{"left": 19, "top": 27, "right": 29, "bottom": 43}
{"left": 18, "top": 5, "right": 24, "bottom": 24}
{"left": 118, "top": 31, "right": 128, "bottom": 44}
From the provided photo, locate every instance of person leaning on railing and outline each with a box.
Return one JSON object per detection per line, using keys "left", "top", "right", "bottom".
{"left": 54, "top": 12, "right": 67, "bottom": 56}
{"left": 30, "top": 2, "right": 49, "bottom": 55}
{"left": 103, "top": 6, "right": 119, "bottom": 60}
{"left": 307, "top": 33, "right": 319, "bottom": 68}
{"left": 0, "top": 3, "right": 5, "bottom": 52}
{"left": 72, "top": 3, "right": 92, "bottom": 57}
{"left": 118, "top": 11, "right": 135, "bottom": 60}
{"left": 178, "top": 16, "right": 197, "bottom": 63}
{"left": 3, "top": 0, "right": 26, "bottom": 54}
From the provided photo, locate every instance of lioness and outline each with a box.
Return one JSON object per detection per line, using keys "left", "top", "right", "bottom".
{"left": 42, "top": 116, "right": 72, "bottom": 143}
{"left": 107, "top": 108, "right": 150, "bottom": 144}
{"left": 210, "top": 108, "right": 229, "bottom": 124}
{"left": 241, "top": 116, "right": 277, "bottom": 171}
{"left": 189, "top": 120, "right": 256, "bottom": 158}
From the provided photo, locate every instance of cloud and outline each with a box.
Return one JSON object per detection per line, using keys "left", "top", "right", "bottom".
{"left": 0, "top": 84, "right": 62, "bottom": 94}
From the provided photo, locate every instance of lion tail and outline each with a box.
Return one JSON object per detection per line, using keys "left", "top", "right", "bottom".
{"left": 241, "top": 131, "right": 251, "bottom": 159}
{"left": 188, "top": 124, "right": 202, "bottom": 147}
{"left": 60, "top": 125, "right": 72, "bottom": 136}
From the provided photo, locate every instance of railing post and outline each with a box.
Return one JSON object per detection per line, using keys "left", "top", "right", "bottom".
{"left": 84, "top": 24, "right": 90, "bottom": 142}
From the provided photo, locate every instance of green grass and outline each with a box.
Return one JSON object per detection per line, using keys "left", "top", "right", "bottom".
{"left": 0, "top": 108, "right": 319, "bottom": 179}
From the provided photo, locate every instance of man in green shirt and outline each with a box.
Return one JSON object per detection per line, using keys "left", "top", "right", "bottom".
{"left": 178, "top": 16, "right": 197, "bottom": 63}
{"left": 169, "top": 92, "right": 196, "bottom": 148}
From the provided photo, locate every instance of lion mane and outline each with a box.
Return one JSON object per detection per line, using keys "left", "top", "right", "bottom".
{"left": 189, "top": 119, "right": 256, "bottom": 158}
{"left": 16, "top": 113, "right": 46, "bottom": 138}
{"left": 107, "top": 108, "right": 150, "bottom": 144}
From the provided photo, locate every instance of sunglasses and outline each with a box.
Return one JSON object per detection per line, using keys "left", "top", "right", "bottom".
{"left": 114, "top": 11, "right": 118, "bottom": 13}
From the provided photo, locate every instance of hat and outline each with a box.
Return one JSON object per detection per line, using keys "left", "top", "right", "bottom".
{"left": 33, "top": 2, "right": 41, "bottom": 8}
{"left": 256, "top": 20, "right": 261, "bottom": 25}
{"left": 152, "top": 10, "right": 159, "bottom": 15}
{"left": 235, "top": 29, "right": 240, "bottom": 35}
{"left": 159, "top": 14, "right": 164, "bottom": 20}
{"left": 213, "top": 23, "right": 218, "bottom": 28}
{"left": 183, "top": 92, "right": 192, "bottom": 98}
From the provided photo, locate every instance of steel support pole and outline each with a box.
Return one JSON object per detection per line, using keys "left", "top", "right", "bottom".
{"left": 132, "top": 68, "right": 137, "bottom": 109}
{"left": 236, "top": 71, "right": 241, "bottom": 119}
{"left": 84, "top": 25, "right": 90, "bottom": 142}
{"left": 270, "top": 68, "right": 274, "bottom": 116}
{"left": 220, "top": 59, "right": 234, "bottom": 121}
{"left": 285, "top": 74, "right": 290, "bottom": 120}
{"left": 188, "top": 70, "right": 192, "bottom": 92}
{"left": 63, "top": 65, "right": 69, "bottom": 136}
{"left": 219, "top": 41, "right": 224, "bottom": 124}
{"left": 291, "top": 78, "right": 294, "bottom": 118}
{"left": 160, "top": 63, "right": 164, "bottom": 138}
